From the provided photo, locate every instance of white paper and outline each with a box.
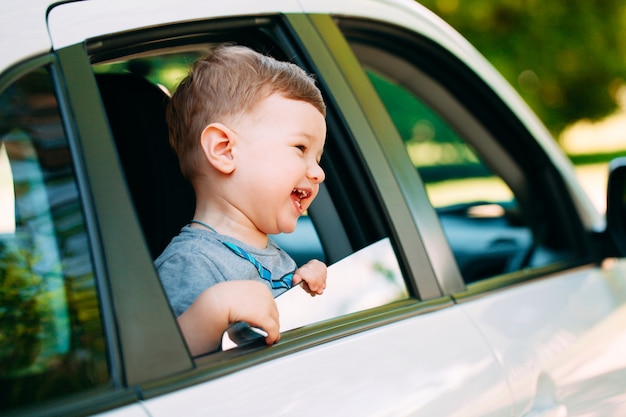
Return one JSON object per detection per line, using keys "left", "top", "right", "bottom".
{"left": 222, "top": 238, "right": 408, "bottom": 349}
{"left": 276, "top": 238, "right": 408, "bottom": 332}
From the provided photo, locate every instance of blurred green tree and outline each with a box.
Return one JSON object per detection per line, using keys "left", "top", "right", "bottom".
{"left": 418, "top": 0, "right": 626, "bottom": 137}
{"left": 0, "top": 242, "right": 44, "bottom": 374}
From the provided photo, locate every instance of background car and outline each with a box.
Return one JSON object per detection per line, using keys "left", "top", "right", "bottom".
{"left": 2, "top": 0, "right": 626, "bottom": 416}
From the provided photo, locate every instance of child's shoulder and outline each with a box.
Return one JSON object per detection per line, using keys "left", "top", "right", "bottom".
{"left": 156, "top": 225, "right": 222, "bottom": 262}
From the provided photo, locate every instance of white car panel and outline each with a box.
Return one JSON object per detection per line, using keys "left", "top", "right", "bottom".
{"left": 47, "top": 0, "right": 303, "bottom": 50}
{"left": 93, "top": 404, "right": 149, "bottom": 417}
{"left": 144, "top": 306, "right": 512, "bottom": 417}
{"left": 1, "top": 1, "right": 52, "bottom": 74}
{"left": 460, "top": 260, "right": 626, "bottom": 416}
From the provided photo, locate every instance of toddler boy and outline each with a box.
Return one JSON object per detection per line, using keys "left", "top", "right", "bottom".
{"left": 156, "top": 45, "right": 327, "bottom": 356}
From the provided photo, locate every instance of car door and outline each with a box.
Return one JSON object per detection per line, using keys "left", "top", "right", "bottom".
{"left": 45, "top": 2, "right": 514, "bottom": 416}
{"left": 321, "top": 10, "right": 626, "bottom": 417}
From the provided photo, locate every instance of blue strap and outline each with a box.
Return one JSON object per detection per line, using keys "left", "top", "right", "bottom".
{"left": 222, "top": 241, "right": 294, "bottom": 290}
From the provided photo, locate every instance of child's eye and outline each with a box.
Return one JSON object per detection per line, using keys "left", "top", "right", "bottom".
{"left": 295, "top": 145, "right": 306, "bottom": 152}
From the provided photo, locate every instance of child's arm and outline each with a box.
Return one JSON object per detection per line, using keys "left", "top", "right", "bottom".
{"left": 177, "top": 280, "right": 280, "bottom": 356}
{"left": 292, "top": 259, "right": 327, "bottom": 296}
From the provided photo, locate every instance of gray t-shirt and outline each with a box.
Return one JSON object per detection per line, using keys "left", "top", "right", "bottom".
{"left": 155, "top": 225, "right": 296, "bottom": 316}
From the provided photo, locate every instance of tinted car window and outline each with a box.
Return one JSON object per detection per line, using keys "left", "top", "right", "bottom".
{"left": 341, "top": 27, "right": 576, "bottom": 283}
{"left": 366, "top": 68, "right": 514, "bottom": 209}
{"left": 362, "top": 65, "right": 533, "bottom": 281}
{"left": 0, "top": 67, "right": 108, "bottom": 411}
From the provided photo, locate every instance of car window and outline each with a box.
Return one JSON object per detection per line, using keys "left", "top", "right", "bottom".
{"left": 0, "top": 67, "right": 108, "bottom": 411}
{"left": 366, "top": 69, "right": 514, "bottom": 210}
{"left": 341, "top": 24, "right": 576, "bottom": 284}
{"left": 91, "top": 37, "right": 411, "bottom": 352}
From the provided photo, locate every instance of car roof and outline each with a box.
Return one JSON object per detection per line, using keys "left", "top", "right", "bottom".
{"left": 3, "top": 0, "right": 460, "bottom": 71}
{"left": 1, "top": 0, "right": 55, "bottom": 75}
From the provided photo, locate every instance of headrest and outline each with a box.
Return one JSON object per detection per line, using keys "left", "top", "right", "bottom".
{"left": 96, "top": 73, "right": 195, "bottom": 258}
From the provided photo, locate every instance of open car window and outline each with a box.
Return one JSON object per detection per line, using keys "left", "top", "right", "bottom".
{"left": 90, "top": 26, "right": 413, "bottom": 354}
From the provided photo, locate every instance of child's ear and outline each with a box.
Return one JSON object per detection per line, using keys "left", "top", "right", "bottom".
{"left": 200, "top": 123, "right": 236, "bottom": 174}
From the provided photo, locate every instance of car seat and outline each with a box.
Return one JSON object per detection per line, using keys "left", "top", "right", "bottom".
{"left": 95, "top": 72, "right": 195, "bottom": 259}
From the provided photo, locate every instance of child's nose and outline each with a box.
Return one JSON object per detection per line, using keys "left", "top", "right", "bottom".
{"left": 308, "top": 163, "right": 325, "bottom": 183}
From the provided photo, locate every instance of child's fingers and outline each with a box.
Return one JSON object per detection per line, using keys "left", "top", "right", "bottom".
{"left": 231, "top": 281, "right": 281, "bottom": 345}
{"left": 291, "top": 273, "right": 303, "bottom": 286}
{"left": 264, "top": 323, "right": 280, "bottom": 345}
{"left": 293, "top": 259, "right": 327, "bottom": 295}
{"left": 291, "top": 273, "right": 317, "bottom": 295}
{"left": 256, "top": 317, "right": 280, "bottom": 345}
{"left": 245, "top": 306, "right": 280, "bottom": 345}
{"left": 296, "top": 274, "right": 325, "bottom": 295}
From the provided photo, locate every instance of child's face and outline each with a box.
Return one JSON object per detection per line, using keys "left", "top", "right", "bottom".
{"left": 230, "top": 94, "right": 326, "bottom": 236}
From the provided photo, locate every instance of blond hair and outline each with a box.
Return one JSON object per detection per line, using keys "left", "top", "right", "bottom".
{"left": 166, "top": 45, "right": 326, "bottom": 179}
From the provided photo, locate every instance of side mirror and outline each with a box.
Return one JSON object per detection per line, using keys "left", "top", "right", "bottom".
{"left": 606, "top": 157, "right": 626, "bottom": 256}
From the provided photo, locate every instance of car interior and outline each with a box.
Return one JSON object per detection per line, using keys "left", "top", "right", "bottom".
{"left": 96, "top": 72, "right": 195, "bottom": 259}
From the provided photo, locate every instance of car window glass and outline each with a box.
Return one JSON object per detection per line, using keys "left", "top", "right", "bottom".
{"left": 344, "top": 38, "right": 547, "bottom": 283}
{"left": 0, "top": 67, "right": 108, "bottom": 411}
{"left": 367, "top": 69, "right": 514, "bottom": 209}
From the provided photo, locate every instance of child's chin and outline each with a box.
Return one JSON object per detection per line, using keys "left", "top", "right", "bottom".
{"left": 278, "top": 222, "right": 298, "bottom": 235}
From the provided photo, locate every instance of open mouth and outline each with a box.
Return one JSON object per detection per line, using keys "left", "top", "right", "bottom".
{"left": 291, "top": 188, "right": 311, "bottom": 212}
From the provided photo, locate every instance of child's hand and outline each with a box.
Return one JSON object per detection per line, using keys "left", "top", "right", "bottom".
{"left": 178, "top": 280, "right": 279, "bottom": 356}
{"left": 226, "top": 281, "right": 280, "bottom": 344}
{"left": 292, "top": 259, "right": 327, "bottom": 296}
